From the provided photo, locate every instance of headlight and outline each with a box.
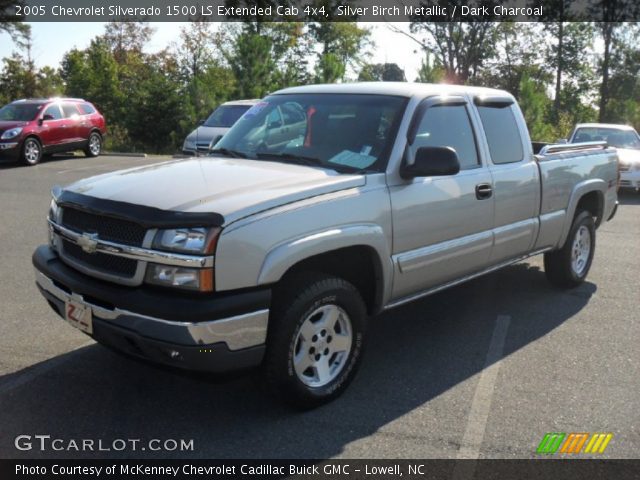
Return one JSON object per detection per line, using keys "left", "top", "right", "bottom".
{"left": 152, "top": 227, "right": 220, "bottom": 254}
{"left": 48, "top": 198, "right": 60, "bottom": 222}
{"left": 1, "top": 127, "right": 23, "bottom": 140}
{"left": 47, "top": 199, "right": 60, "bottom": 249}
{"left": 145, "top": 264, "right": 213, "bottom": 292}
{"left": 183, "top": 138, "right": 195, "bottom": 149}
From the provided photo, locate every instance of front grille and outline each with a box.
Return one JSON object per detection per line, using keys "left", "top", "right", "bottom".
{"left": 196, "top": 142, "right": 211, "bottom": 152}
{"left": 62, "top": 207, "right": 146, "bottom": 246}
{"left": 62, "top": 240, "right": 138, "bottom": 278}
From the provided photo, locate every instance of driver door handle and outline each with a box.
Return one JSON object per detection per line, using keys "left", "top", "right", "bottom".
{"left": 475, "top": 183, "right": 493, "bottom": 200}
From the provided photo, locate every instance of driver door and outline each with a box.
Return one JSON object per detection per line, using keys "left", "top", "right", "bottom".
{"left": 389, "top": 97, "right": 495, "bottom": 300}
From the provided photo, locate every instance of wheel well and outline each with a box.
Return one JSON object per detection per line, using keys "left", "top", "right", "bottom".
{"left": 576, "top": 191, "right": 604, "bottom": 227}
{"left": 281, "top": 246, "right": 383, "bottom": 315}
{"left": 22, "top": 134, "right": 41, "bottom": 146}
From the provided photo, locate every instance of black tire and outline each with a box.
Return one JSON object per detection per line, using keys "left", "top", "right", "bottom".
{"left": 264, "top": 272, "right": 367, "bottom": 409}
{"left": 84, "top": 132, "right": 102, "bottom": 157}
{"left": 21, "top": 137, "right": 42, "bottom": 166}
{"left": 544, "top": 210, "right": 596, "bottom": 288}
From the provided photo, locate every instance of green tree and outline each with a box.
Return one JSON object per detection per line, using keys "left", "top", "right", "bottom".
{"left": 415, "top": 52, "right": 446, "bottom": 83}
{"left": 603, "top": 24, "right": 640, "bottom": 128}
{"left": 544, "top": 17, "right": 594, "bottom": 120}
{"left": 517, "top": 75, "right": 554, "bottom": 141}
{"left": 590, "top": 0, "right": 640, "bottom": 121}
{"left": 311, "top": 21, "right": 371, "bottom": 82}
{"left": 227, "top": 32, "right": 276, "bottom": 98}
{"left": 403, "top": 2, "right": 500, "bottom": 84}
{"left": 125, "top": 56, "right": 185, "bottom": 153}
{"left": 358, "top": 63, "right": 406, "bottom": 82}
{"left": 0, "top": 0, "right": 30, "bottom": 42}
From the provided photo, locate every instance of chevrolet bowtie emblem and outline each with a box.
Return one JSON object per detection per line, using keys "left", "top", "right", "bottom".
{"left": 77, "top": 233, "right": 99, "bottom": 254}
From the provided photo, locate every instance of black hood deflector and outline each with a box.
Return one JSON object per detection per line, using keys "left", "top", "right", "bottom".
{"left": 55, "top": 190, "right": 225, "bottom": 228}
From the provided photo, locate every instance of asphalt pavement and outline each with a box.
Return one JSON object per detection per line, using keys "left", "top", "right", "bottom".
{"left": 0, "top": 155, "right": 638, "bottom": 459}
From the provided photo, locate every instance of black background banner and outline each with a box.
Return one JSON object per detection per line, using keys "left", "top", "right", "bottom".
{"left": 2, "top": 459, "right": 640, "bottom": 480}
{"left": 2, "top": 0, "right": 640, "bottom": 23}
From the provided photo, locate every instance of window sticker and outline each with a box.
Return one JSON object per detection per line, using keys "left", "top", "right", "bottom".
{"left": 329, "top": 150, "right": 376, "bottom": 169}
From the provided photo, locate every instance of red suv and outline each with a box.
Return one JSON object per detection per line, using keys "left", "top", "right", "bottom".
{"left": 0, "top": 98, "right": 106, "bottom": 166}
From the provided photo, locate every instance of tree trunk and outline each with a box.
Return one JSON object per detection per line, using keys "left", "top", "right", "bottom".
{"left": 599, "top": 25, "right": 612, "bottom": 122}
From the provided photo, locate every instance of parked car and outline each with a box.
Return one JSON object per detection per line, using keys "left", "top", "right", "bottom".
{"left": 33, "top": 83, "right": 618, "bottom": 408}
{"left": 566, "top": 123, "right": 640, "bottom": 192}
{"left": 182, "top": 99, "right": 258, "bottom": 155}
{"left": 0, "top": 98, "right": 106, "bottom": 166}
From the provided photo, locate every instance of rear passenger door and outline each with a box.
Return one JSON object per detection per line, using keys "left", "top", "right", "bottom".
{"left": 472, "top": 97, "right": 540, "bottom": 263}
{"left": 61, "top": 102, "right": 82, "bottom": 144}
{"left": 389, "top": 96, "right": 495, "bottom": 299}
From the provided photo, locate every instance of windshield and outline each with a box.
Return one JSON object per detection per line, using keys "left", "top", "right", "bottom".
{"left": 214, "top": 94, "right": 407, "bottom": 173}
{"left": 0, "top": 103, "right": 42, "bottom": 122}
{"left": 573, "top": 127, "right": 640, "bottom": 149}
{"left": 203, "top": 104, "right": 252, "bottom": 128}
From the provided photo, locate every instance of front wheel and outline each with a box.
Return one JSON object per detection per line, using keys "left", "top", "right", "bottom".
{"left": 84, "top": 132, "right": 102, "bottom": 157}
{"left": 544, "top": 210, "right": 596, "bottom": 288}
{"left": 21, "top": 137, "right": 42, "bottom": 166}
{"left": 264, "top": 273, "right": 367, "bottom": 409}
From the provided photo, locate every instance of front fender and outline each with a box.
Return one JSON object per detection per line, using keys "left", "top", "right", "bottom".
{"left": 258, "top": 224, "right": 393, "bottom": 305}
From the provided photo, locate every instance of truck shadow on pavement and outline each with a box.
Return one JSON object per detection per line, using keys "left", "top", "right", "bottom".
{"left": 0, "top": 262, "right": 596, "bottom": 459}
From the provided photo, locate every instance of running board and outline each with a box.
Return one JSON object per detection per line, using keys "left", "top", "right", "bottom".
{"left": 383, "top": 248, "right": 552, "bottom": 311}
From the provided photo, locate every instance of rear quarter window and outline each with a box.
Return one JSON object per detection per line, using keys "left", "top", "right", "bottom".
{"left": 477, "top": 106, "right": 524, "bottom": 164}
{"left": 79, "top": 103, "right": 97, "bottom": 115}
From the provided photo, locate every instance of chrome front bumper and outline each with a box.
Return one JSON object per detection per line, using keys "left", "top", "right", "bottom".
{"left": 36, "top": 269, "right": 268, "bottom": 351}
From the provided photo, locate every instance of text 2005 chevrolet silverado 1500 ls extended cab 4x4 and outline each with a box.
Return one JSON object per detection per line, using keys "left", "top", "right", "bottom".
{"left": 33, "top": 83, "right": 618, "bottom": 408}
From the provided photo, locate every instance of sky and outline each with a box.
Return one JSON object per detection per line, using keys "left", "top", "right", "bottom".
{"left": 0, "top": 22, "right": 424, "bottom": 81}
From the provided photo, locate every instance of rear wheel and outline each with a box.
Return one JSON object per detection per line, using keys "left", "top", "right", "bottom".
{"left": 264, "top": 273, "right": 367, "bottom": 409}
{"left": 21, "top": 137, "right": 42, "bottom": 166}
{"left": 544, "top": 210, "right": 595, "bottom": 288}
{"left": 84, "top": 132, "right": 102, "bottom": 157}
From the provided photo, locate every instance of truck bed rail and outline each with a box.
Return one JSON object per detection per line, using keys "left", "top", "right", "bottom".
{"left": 537, "top": 141, "right": 608, "bottom": 156}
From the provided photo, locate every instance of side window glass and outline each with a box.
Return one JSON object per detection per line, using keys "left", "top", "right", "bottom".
{"left": 411, "top": 104, "right": 479, "bottom": 170}
{"left": 281, "top": 103, "right": 305, "bottom": 125}
{"left": 266, "top": 108, "right": 282, "bottom": 128}
{"left": 477, "top": 106, "right": 524, "bottom": 164}
{"left": 80, "top": 103, "right": 96, "bottom": 115}
{"left": 62, "top": 103, "right": 79, "bottom": 118}
{"left": 43, "top": 105, "right": 63, "bottom": 120}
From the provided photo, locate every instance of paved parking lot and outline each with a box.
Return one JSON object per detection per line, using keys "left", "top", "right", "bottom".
{"left": 0, "top": 155, "right": 638, "bottom": 459}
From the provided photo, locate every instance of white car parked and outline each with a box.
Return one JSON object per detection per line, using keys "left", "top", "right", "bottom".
{"left": 568, "top": 123, "right": 640, "bottom": 192}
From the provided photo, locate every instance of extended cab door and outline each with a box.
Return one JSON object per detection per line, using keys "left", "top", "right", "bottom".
{"left": 472, "top": 97, "right": 540, "bottom": 263}
{"left": 389, "top": 96, "right": 495, "bottom": 300}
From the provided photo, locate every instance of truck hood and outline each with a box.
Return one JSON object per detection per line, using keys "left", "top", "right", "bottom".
{"left": 66, "top": 157, "right": 365, "bottom": 225}
{"left": 616, "top": 148, "right": 640, "bottom": 165}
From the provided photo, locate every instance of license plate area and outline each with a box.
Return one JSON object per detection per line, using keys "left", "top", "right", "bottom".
{"left": 64, "top": 299, "right": 93, "bottom": 334}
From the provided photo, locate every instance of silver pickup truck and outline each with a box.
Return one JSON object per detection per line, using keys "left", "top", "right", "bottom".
{"left": 33, "top": 83, "right": 618, "bottom": 408}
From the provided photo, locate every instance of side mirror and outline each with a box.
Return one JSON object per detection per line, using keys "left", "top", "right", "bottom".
{"left": 198, "top": 119, "right": 205, "bottom": 125}
{"left": 39, "top": 114, "right": 54, "bottom": 125}
{"left": 401, "top": 146, "right": 460, "bottom": 179}
{"left": 556, "top": 138, "right": 568, "bottom": 144}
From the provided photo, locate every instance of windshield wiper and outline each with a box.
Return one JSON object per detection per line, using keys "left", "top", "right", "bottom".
{"left": 209, "top": 148, "right": 245, "bottom": 158}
